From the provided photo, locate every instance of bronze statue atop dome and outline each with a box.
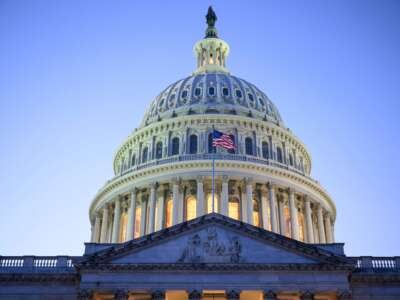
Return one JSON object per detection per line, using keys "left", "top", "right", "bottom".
{"left": 205, "top": 6, "right": 218, "bottom": 38}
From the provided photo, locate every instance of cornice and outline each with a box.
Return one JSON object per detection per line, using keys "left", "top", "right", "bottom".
{"left": 112, "top": 114, "right": 312, "bottom": 174}
{"left": 0, "top": 273, "right": 78, "bottom": 284}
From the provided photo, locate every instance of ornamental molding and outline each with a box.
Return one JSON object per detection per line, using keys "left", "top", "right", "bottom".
{"left": 351, "top": 273, "right": 400, "bottom": 284}
{"left": 113, "top": 114, "right": 312, "bottom": 173}
{"left": 0, "top": 273, "right": 78, "bottom": 283}
{"left": 90, "top": 159, "right": 335, "bottom": 217}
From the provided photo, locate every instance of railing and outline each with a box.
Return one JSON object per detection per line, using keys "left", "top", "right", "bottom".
{"left": 119, "top": 153, "right": 313, "bottom": 181}
{"left": 0, "top": 256, "right": 78, "bottom": 272}
{"left": 351, "top": 256, "right": 400, "bottom": 272}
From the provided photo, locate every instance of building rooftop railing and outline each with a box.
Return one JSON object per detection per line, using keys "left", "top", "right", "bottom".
{"left": 118, "top": 153, "right": 314, "bottom": 182}
{"left": 1, "top": 255, "right": 399, "bottom": 274}
{"left": 0, "top": 256, "right": 79, "bottom": 273}
{"left": 350, "top": 256, "right": 400, "bottom": 273}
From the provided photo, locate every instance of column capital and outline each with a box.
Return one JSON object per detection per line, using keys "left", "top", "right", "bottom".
{"left": 266, "top": 181, "right": 276, "bottom": 190}
{"left": 151, "top": 290, "right": 165, "bottom": 300}
{"left": 300, "top": 291, "right": 313, "bottom": 300}
{"left": 130, "top": 187, "right": 139, "bottom": 194}
{"left": 196, "top": 175, "right": 204, "bottom": 183}
{"left": 149, "top": 182, "right": 159, "bottom": 190}
{"left": 243, "top": 177, "right": 253, "bottom": 185}
{"left": 188, "top": 290, "right": 202, "bottom": 300}
{"left": 338, "top": 291, "right": 352, "bottom": 300}
{"left": 172, "top": 177, "right": 181, "bottom": 185}
{"left": 222, "top": 174, "right": 229, "bottom": 183}
{"left": 263, "top": 290, "right": 276, "bottom": 300}
{"left": 226, "top": 290, "right": 241, "bottom": 300}
{"left": 114, "top": 289, "right": 129, "bottom": 300}
{"left": 287, "top": 187, "right": 295, "bottom": 196}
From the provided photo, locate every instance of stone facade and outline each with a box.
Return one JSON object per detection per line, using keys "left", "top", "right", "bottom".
{"left": 1, "top": 7, "right": 399, "bottom": 300}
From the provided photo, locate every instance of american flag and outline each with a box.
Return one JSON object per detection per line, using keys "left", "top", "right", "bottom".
{"left": 212, "top": 130, "right": 236, "bottom": 151}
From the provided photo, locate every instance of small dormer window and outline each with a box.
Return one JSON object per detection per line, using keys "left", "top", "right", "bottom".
{"left": 208, "top": 87, "right": 215, "bottom": 96}
{"left": 248, "top": 94, "right": 254, "bottom": 101}
{"left": 195, "top": 87, "right": 202, "bottom": 96}
{"left": 222, "top": 87, "right": 229, "bottom": 96}
{"left": 235, "top": 90, "right": 242, "bottom": 98}
{"left": 181, "top": 90, "right": 188, "bottom": 98}
{"left": 259, "top": 98, "right": 265, "bottom": 106}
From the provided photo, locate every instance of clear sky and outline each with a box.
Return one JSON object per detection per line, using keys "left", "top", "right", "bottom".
{"left": 0, "top": 0, "right": 399, "bottom": 256}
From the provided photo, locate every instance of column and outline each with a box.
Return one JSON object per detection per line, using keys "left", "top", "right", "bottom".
{"left": 152, "top": 290, "right": 166, "bottom": 300}
{"left": 317, "top": 204, "right": 326, "bottom": 243}
{"left": 300, "top": 291, "right": 313, "bottom": 300}
{"left": 288, "top": 189, "right": 299, "bottom": 240}
{"left": 260, "top": 186, "right": 269, "bottom": 230}
{"left": 304, "top": 196, "right": 314, "bottom": 243}
{"left": 100, "top": 206, "right": 109, "bottom": 243}
{"left": 324, "top": 213, "right": 333, "bottom": 243}
{"left": 92, "top": 214, "right": 101, "bottom": 243}
{"left": 263, "top": 290, "right": 277, "bottom": 300}
{"left": 140, "top": 195, "right": 147, "bottom": 236}
{"left": 188, "top": 290, "right": 202, "bottom": 300}
{"left": 245, "top": 178, "right": 254, "bottom": 225}
{"left": 111, "top": 198, "right": 121, "bottom": 243}
{"left": 172, "top": 178, "right": 180, "bottom": 225}
{"left": 147, "top": 184, "right": 157, "bottom": 234}
{"left": 278, "top": 197, "right": 286, "bottom": 235}
{"left": 126, "top": 189, "right": 137, "bottom": 241}
{"left": 196, "top": 176, "right": 205, "bottom": 217}
{"left": 114, "top": 290, "right": 129, "bottom": 300}
{"left": 267, "top": 182, "right": 278, "bottom": 233}
{"left": 221, "top": 175, "right": 229, "bottom": 216}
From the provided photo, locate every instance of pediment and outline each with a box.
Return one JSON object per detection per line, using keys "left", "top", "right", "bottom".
{"left": 80, "top": 214, "right": 346, "bottom": 267}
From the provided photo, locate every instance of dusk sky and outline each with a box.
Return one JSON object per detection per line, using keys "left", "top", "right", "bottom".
{"left": 1, "top": 0, "right": 399, "bottom": 256}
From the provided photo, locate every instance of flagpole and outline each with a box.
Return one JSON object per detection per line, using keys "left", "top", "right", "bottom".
{"left": 212, "top": 126, "right": 215, "bottom": 213}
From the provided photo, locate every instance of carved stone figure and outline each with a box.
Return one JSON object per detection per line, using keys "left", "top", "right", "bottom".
{"left": 178, "top": 234, "right": 202, "bottom": 263}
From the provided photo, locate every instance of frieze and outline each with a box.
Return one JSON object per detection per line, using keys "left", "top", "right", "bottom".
{"left": 178, "top": 227, "right": 243, "bottom": 263}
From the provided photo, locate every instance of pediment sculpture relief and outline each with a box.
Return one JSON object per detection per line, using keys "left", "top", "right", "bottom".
{"left": 178, "top": 227, "right": 243, "bottom": 263}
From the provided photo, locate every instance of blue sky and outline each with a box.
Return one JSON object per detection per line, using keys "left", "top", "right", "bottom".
{"left": 0, "top": 0, "right": 399, "bottom": 256}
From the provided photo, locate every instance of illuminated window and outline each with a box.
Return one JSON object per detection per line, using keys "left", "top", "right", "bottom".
{"left": 155, "top": 141, "right": 163, "bottom": 159}
{"left": 228, "top": 197, "right": 240, "bottom": 220}
{"left": 134, "top": 206, "right": 141, "bottom": 238}
{"left": 276, "top": 147, "right": 283, "bottom": 163}
{"left": 165, "top": 196, "right": 173, "bottom": 228}
{"left": 298, "top": 211, "right": 305, "bottom": 242}
{"left": 283, "top": 205, "right": 292, "bottom": 238}
{"left": 185, "top": 196, "right": 197, "bottom": 221}
{"left": 253, "top": 199, "right": 260, "bottom": 227}
{"left": 207, "top": 193, "right": 219, "bottom": 213}
{"left": 171, "top": 137, "right": 180, "bottom": 155}
{"left": 119, "top": 211, "right": 128, "bottom": 242}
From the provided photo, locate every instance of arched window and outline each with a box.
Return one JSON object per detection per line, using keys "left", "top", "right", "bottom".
{"left": 185, "top": 195, "right": 197, "bottom": 221}
{"left": 245, "top": 137, "right": 253, "bottom": 155}
{"left": 253, "top": 199, "right": 260, "bottom": 227}
{"left": 171, "top": 137, "right": 180, "bottom": 155}
{"left": 165, "top": 195, "right": 173, "bottom": 228}
{"left": 228, "top": 197, "right": 240, "bottom": 220}
{"left": 289, "top": 154, "right": 294, "bottom": 166}
{"left": 131, "top": 154, "right": 136, "bottom": 166}
{"left": 142, "top": 147, "right": 148, "bottom": 163}
{"left": 208, "top": 133, "right": 215, "bottom": 153}
{"left": 276, "top": 147, "right": 283, "bottom": 163}
{"left": 207, "top": 193, "right": 219, "bottom": 213}
{"left": 189, "top": 134, "right": 198, "bottom": 154}
{"left": 155, "top": 141, "right": 163, "bottom": 159}
{"left": 262, "top": 141, "right": 269, "bottom": 159}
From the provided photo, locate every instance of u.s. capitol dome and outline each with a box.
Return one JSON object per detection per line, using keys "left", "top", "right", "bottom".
{"left": 88, "top": 7, "right": 336, "bottom": 245}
